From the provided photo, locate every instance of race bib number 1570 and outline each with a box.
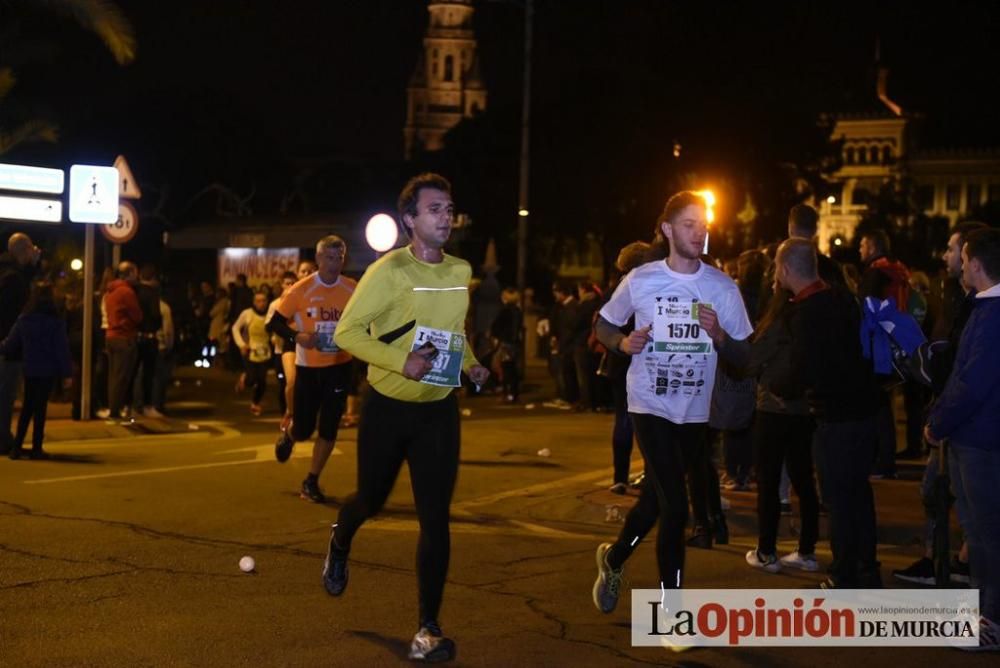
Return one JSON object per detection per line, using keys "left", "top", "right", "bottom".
{"left": 652, "top": 299, "right": 713, "bottom": 354}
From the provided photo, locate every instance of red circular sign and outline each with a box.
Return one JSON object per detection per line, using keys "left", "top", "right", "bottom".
{"left": 100, "top": 202, "right": 140, "bottom": 244}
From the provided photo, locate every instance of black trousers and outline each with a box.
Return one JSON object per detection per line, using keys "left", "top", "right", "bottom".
{"left": 274, "top": 354, "right": 287, "bottom": 415}
{"left": 813, "top": 416, "right": 880, "bottom": 585}
{"left": 610, "top": 376, "right": 634, "bottom": 484}
{"left": 723, "top": 426, "right": 753, "bottom": 484}
{"left": 15, "top": 376, "right": 55, "bottom": 451}
{"left": 245, "top": 359, "right": 269, "bottom": 404}
{"left": 606, "top": 414, "right": 705, "bottom": 588}
{"left": 688, "top": 429, "right": 722, "bottom": 529}
{"left": 753, "top": 411, "right": 820, "bottom": 556}
{"left": 333, "top": 389, "right": 460, "bottom": 625}
{"left": 132, "top": 337, "right": 158, "bottom": 407}
{"left": 106, "top": 337, "right": 137, "bottom": 417}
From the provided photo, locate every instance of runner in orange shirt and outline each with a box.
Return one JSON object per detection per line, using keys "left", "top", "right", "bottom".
{"left": 266, "top": 236, "right": 355, "bottom": 502}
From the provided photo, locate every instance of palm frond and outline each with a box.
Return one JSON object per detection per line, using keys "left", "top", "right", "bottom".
{"left": 24, "top": 0, "right": 137, "bottom": 64}
{"left": 0, "top": 119, "right": 60, "bottom": 155}
{"left": 0, "top": 67, "right": 16, "bottom": 99}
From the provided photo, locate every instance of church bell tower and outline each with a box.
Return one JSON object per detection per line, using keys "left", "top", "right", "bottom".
{"left": 404, "top": 0, "right": 488, "bottom": 159}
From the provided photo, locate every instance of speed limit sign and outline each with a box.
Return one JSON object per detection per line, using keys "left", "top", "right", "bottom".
{"left": 100, "top": 202, "right": 139, "bottom": 244}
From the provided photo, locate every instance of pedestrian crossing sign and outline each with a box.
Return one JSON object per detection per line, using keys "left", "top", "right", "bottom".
{"left": 68, "top": 164, "right": 120, "bottom": 223}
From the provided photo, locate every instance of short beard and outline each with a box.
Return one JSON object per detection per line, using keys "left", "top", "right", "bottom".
{"left": 671, "top": 244, "right": 701, "bottom": 261}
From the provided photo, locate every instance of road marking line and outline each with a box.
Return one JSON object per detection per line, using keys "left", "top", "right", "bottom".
{"left": 24, "top": 443, "right": 345, "bottom": 484}
{"left": 45, "top": 422, "right": 242, "bottom": 450}
{"left": 24, "top": 458, "right": 268, "bottom": 484}
{"left": 453, "top": 467, "right": 612, "bottom": 510}
{"left": 363, "top": 517, "right": 603, "bottom": 541}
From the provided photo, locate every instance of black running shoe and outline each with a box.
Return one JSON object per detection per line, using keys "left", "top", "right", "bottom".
{"left": 950, "top": 556, "right": 971, "bottom": 585}
{"left": 300, "top": 477, "right": 325, "bottom": 503}
{"left": 712, "top": 513, "right": 729, "bottom": 546}
{"left": 322, "top": 527, "right": 349, "bottom": 596}
{"left": 892, "top": 557, "right": 935, "bottom": 585}
{"left": 408, "top": 621, "right": 456, "bottom": 662}
{"left": 686, "top": 526, "right": 712, "bottom": 549}
{"left": 274, "top": 433, "right": 294, "bottom": 463}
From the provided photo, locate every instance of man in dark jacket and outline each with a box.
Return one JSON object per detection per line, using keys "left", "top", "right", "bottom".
{"left": 133, "top": 264, "right": 164, "bottom": 417}
{"left": 103, "top": 261, "right": 143, "bottom": 421}
{"left": 549, "top": 281, "right": 579, "bottom": 406}
{"left": 925, "top": 228, "right": 1000, "bottom": 649}
{"left": 772, "top": 238, "right": 881, "bottom": 589}
{"left": 0, "top": 233, "right": 41, "bottom": 453}
{"left": 787, "top": 203, "right": 848, "bottom": 289}
{"left": 893, "top": 221, "right": 987, "bottom": 586}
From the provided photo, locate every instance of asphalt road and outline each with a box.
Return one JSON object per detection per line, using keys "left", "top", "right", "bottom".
{"left": 0, "top": 366, "right": 992, "bottom": 667}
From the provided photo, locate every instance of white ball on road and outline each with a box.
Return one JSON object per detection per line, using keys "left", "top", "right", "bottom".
{"left": 239, "top": 556, "right": 255, "bottom": 573}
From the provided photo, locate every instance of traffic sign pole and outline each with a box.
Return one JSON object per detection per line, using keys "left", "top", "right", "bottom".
{"left": 81, "top": 224, "right": 95, "bottom": 421}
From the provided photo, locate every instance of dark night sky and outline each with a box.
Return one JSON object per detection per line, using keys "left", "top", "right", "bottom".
{"left": 4, "top": 0, "right": 1000, "bottom": 268}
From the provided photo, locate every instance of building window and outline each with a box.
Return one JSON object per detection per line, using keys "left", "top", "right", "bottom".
{"left": 869, "top": 147, "right": 879, "bottom": 164}
{"left": 845, "top": 147, "right": 855, "bottom": 165}
{"left": 444, "top": 55, "right": 454, "bottom": 82}
{"left": 915, "top": 185, "right": 935, "bottom": 212}
{"left": 851, "top": 187, "right": 870, "bottom": 206}
{"left": 858, "top": 147, "right": 867, "bottom": 165}
{"left": 967, "top": 184, "right": 981, "bottom": 209}
{"left": 946, "top": 184, "right": 961, "bottom": 211}
{"left": 882, "top": 146, "right": 892, "bottom": 164}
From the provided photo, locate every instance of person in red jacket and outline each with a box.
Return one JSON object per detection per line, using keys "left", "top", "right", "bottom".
{"left": 103, "top": 261, "right": 143, "bottom": 422}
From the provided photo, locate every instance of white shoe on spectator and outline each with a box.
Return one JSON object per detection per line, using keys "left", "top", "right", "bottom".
{"left": 779, "top": 551, "right": 819, "bottom": 572}
{"left": 142, "top": 406, "right": 165, "bottom": 419}
{"left": 95, "top": 408, "right": 111, "bottom": 419}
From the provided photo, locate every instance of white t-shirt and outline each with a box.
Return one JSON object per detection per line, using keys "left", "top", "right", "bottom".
{"left": 600, "top": 259, "right": 753, "bottom": 424}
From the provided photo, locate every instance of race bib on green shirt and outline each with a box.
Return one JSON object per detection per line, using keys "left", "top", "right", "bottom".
{"left": 412, "top": 325, "right": 465, "bottom": 387}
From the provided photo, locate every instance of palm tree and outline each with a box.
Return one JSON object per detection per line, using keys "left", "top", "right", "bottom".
{"left": 1, "top": 0, "right": 136, "bottom": 154}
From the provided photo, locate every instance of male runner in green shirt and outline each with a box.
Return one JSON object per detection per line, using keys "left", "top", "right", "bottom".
{"left": 322, "top": 173, "right": 488, "bottom": 663}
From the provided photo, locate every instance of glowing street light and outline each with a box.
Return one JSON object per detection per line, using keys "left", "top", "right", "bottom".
{"left": 696, "top": 189, "right": 716, "bottom": 223}
{"left": 70, "top": 258, "right": 83, "bottom": 271}
{"left": 827, "top": 195, "right": 836, "bottom": 204}
{"left": 365, "top": 213, "right": 399, "bottom": 253}
{"left": 695, "top": 189, "right": 717, "bottom": 254}
{"left": 518, "top": 208, "right": 529, "bottom": 217}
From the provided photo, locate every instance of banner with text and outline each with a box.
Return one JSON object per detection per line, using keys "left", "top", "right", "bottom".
{"left": 631, "top": 589, "right": 980, "bottom": 647}
{"left": 218, "top": 248, "right": 300, "bottom": 289}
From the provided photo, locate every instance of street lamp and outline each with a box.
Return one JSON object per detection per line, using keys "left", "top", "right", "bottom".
{"left": 365, "top": 213, "right": 399, "bottom": 253}
{"left": 70, "top": 258, "right": 83, "bottom": 271}
{"left": 515, "top": 0, "right": 534, "bottom": 295}
{"left": 696, "top": 189, "right": 716, "bottom": 254}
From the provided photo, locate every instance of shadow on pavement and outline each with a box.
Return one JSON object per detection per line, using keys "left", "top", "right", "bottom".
{"left": 27, "top": 453, "right": 104, "bottom": 465}
{"left": 347, "top": 629, "right": 409, "bottom": 660}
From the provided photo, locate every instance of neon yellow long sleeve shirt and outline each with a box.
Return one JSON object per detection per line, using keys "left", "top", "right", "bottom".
{"left": 334, "top": 247, "right": 480, "bottom": 402}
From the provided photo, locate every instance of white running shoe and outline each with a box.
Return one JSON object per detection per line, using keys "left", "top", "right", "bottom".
{"left": 780, "top": 551, "right": 819, "bottom": 572}
{"left": 745, "top": 549, "right": 781, "bottom": 573}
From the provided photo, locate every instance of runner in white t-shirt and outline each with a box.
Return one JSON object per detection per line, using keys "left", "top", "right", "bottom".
{"left": 590, "top": 191, "right": 753, "bottom": 643}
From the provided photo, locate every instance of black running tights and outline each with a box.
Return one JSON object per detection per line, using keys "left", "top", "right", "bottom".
{"left": 606, "top": 414, "right": 704, "bottom": 588}
{"left": 333, "top": 389, "right": 460, "bottom": 626}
